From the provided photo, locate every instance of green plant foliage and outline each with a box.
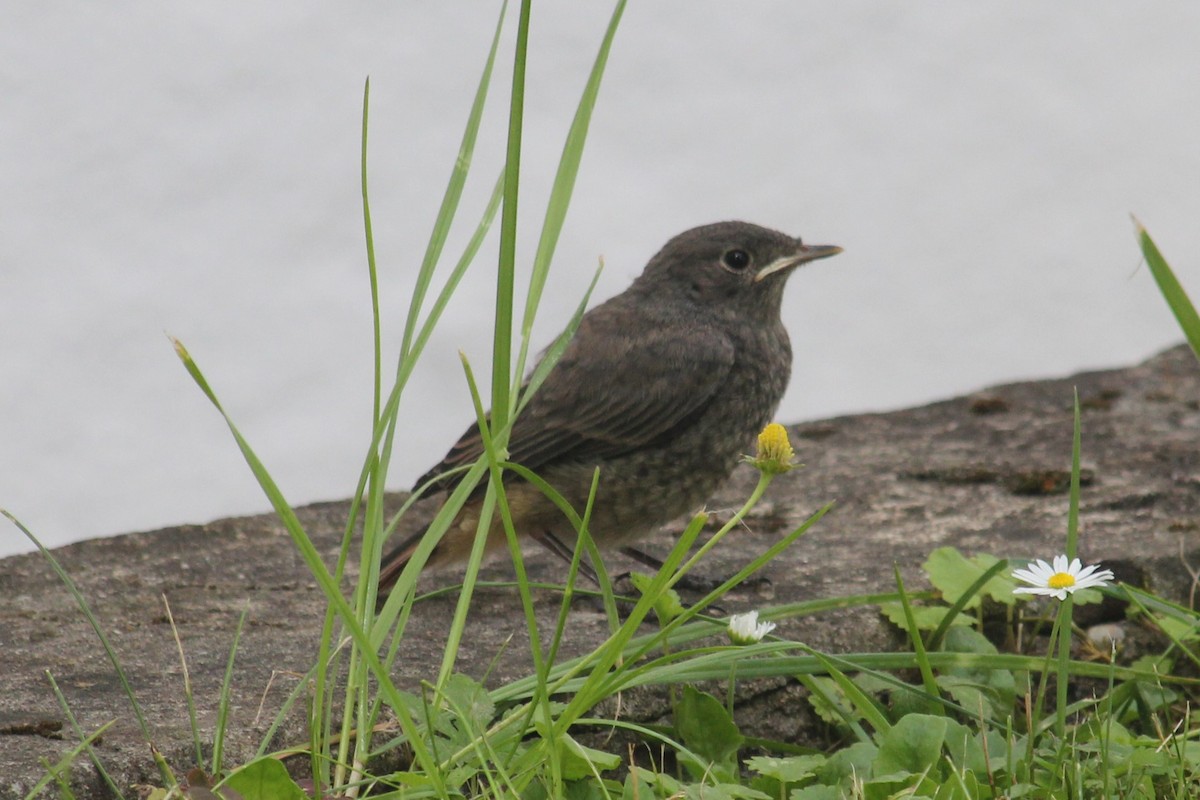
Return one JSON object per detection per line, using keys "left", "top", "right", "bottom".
{"left": 924, "top": 547, "right": 1017, "bottom": 609}
{"left": 674, "top": 685, "right": 746, "bottom": 782}
{"left": 18, "top": 6, "right": 1200, "bottom": 799}
{"left": 814, "top": 742, "right": 878, "bottom": 787}
{"left": 802, "top": 674, "right": 857, "bottom": 727}
{"left": 219, "top": 758, "right": 308, "bottom": 800}
{"left": 878, "top": 601, "right": 972, "bottom": 632}
{"left": 873, "top": 713, "right": 954, "bottom": 776}
{"left": 790, "top": 786, "right": 843, "bottom": 800}
{"left": 628, "top": 571, "right": 686, "bottom": 626}
{"left": 935, "top": 626, "right": 1017, "bottom": 721}
{"left": 746, "top": 753, "right": 825, "bottom": 797}
{"left": 1136, "top": 219, "right": 1200, "bottom": 361}
{"left": 439, "top": 673, "right": 497, "bottom": 741}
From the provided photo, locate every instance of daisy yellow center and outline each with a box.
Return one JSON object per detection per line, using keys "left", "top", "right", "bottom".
{"left": 1047, "top": 572, "right": 1076, "bottom": 589}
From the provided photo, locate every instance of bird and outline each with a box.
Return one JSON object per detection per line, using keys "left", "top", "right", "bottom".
{"left": 376, "top": 221, "right": 841, "bottom": 599}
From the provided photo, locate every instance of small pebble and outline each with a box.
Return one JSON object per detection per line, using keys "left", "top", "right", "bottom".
{"left": 1086, "top": 622, "right": 1126, "bottom": 647}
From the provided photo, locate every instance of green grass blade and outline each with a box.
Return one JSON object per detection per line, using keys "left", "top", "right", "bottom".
{"left": 1053, "top": 598, "right": 1072, "bottom": 738}
{"left": 492, "top": 587, "right": 918, "bottom": 705}
{"left": 492, "top": 0, "right": 531, "bottom": 430}
{"left": 795, "top": 673, "right": 873, "bottom": 744}
{"left": 253, "top": 667, "right": 313, "bottom": 760}
{"left": 353, "top": 0, "right": 510, "bottom": 639}
{"left": 168, "top": 340, "right": 443, "bottom": 786}
{"left": 212, "top": 604, "right": 249, "bottom": 776}
{"left": 348, "top": 78, "right": 385, "bottom": 773}
{"left": 361, "top": 77, "right": 381, "bottom": 428}
{"left": 1042, "top": 390, "right": 1086, "bottom": 738}
{"left": 431, "top": 350, "right": 546, "bottom": 693}
{"left": 925, "top": 557, "right": 1008, "bottom": 652}
{"left": 405, "top": 171, "right": 507, "bottom": 388}
{"left": 161, "top": 595, "right": 204, "bottom": 767}
{"left": 1134, "top": 217, "right": 1200, "bottom": 361}
{"left": 344, "top": 1, "right": 509, "bottom": 624}
{"left": 627, "top": 502, "right": 835, "bottom": 669}
{"left": 345, "top": 7, "right": 510, "bottom": 642}
{"left": 360, "top": 172, "right": 505, "bottom": 613}
{"left": 516, "top": 0, "right": 628, "bottom": 384}
{"left": 23, "top": 715, "right": 116, "bottom": 800}
{"left": 548, "top": 650, "right": 1186, "bottom": 691}
{"left": 331, "top": 77, "right": 379, "bottom": 775}
{"left": 487, "top": 504, "right": 835, "bottom": 708}
{"left": 43, "top": 673, "right": 124, "bottom": 800}
{"left": 2, "top": 510, "right": 173, "bottom": 788}
{"left": 543, "top": 470, "right": 603, "bottom": 673}
{"left": 517, "top": 264, "right": 602, "bottom": 414}
{"left": 1066, "top": 390, "right": 1082, "bottom": 560}
{"left": 400, "top": 1, "right": 508, "bottom": 363}
{"left": 893, "top": 565, "right": 941, "bottom": 704}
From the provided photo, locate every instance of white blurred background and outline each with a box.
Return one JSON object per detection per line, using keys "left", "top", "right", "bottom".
{"left": 3, "top": 3, "right": 1198, "bottom": 557}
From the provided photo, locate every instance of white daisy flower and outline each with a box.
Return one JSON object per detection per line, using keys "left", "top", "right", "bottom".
{"left": 1012, "top": 555, "right": 1115, "bottom": 601}
{"left": 727, "top": 610, "right": 776, "bottom": 645}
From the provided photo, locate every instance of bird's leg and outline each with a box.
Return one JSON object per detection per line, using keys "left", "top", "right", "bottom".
{"left": 618, "top": 545, "right": 726, "bottom": 594}
{"left": 530, "top": 529, "right": 600, "bottom": 586}
{"left": 619, "top": 545, "right": 770, "bottom": 598}
{"left": 611, "top": 546, "right": 727, "bottom": 616}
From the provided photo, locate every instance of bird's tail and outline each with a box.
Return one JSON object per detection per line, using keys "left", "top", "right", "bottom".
{"left": 374, "top": 526, "right": 431, "bottom": 609}
{"left": 374, "top": 499, "right": 483, "bottom": 608}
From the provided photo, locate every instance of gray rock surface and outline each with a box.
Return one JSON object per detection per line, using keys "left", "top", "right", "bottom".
{"left": 2, "top": 345, "right": 1198, "bottom": 798}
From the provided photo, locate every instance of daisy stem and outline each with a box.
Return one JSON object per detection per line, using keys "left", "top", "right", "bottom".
{"left": 1026, "top": 588, "right": 1059, "bottom": 743}
{"left": 668, "top": 472, "right": 773, "bottom": 588}
{"left": 1054, "top": 596, "right": 1072, "bottom": 738}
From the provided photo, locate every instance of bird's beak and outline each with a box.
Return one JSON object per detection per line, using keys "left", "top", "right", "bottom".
{"left": 754, "top": 243, "right": 843, "bottom": 282}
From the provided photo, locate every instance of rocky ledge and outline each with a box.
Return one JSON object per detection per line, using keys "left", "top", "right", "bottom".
{"left": 2, "top": 345, "right": 1198, "bottom": 798}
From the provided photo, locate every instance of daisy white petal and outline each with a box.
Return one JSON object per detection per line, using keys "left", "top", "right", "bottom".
{"left": 727, "top": 611, "right": 776, "bottom": 645}
{"left": 1012, "top": 559, "right": 1054, "bottom": 585}
{"left": 1012, "top": 554, "right": 1115, "bottom": 601}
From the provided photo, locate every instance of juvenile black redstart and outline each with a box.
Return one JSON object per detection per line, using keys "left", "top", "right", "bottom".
{"left": 377, "top": 221, "right": 840, "bottom": 597}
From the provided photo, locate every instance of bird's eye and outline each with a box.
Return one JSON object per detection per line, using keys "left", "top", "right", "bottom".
{"left": 722, "top": 249, "right": 751, "bottom": 271}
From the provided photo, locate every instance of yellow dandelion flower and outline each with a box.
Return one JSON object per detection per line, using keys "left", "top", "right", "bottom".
{"left": 749, "top": 422, "right": 796, "bottom": 475}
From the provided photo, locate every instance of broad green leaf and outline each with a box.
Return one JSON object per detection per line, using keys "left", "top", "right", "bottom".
{"left": 1155, "top": 613, "right": 1200, "bottom": 643}
{"left": 746, "top": 754, "right": 826, "bottom": 784}
{"left": 873, "top": 714, "right": 948, "bottom": 775}
{"left": 219, "top": 758, "right": 307, "bottom": 800}
{"left": 937, "top": 626, "right": 1015, "bottom": 717}
{"left": 442, "top": 673, "right": 495, "bottom": 731}
{"left": 816, "top": 741, "right": 877, "bottom": 786}
{"left": 674, "top": 685, "right": 745, "bottom": 776}
{"left": 862, "top": 771, "right": 939, "bottom": 800}
{"left": 879, "top": 602, "right": 971, "bottom": 631}
{"left": 559, "top": 732, "right": 622, "bottom": 780}
{"left": 628, "top": 571, "right": 685, "bottom": 625}
{"left": 924, "top": 548, "right": 1017, "bottom": 608}
{"left": 791, "top": 786, "right": 843, "bottom": 800}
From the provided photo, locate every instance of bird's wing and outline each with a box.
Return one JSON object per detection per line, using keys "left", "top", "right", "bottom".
{"left": 416, "top": 313, "right": 735, "bottom": 490}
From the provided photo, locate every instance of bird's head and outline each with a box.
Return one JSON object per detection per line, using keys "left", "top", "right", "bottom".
{"left": 640, "top": 221, "right": 841, "bottom": 320}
